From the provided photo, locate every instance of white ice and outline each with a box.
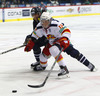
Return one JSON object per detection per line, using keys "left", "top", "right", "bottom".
{"left": 0, "top": 15, "right": 100, "bottom": 96}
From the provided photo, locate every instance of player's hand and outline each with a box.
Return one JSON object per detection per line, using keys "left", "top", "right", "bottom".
{"left": 59, "top": 37, "right": 70, "bottom": 50}
{"left": 23, "top": 35, "right": 32, "bottom": 45}
{"left": 24, "top": 40, "right": 35, "bottom": 52}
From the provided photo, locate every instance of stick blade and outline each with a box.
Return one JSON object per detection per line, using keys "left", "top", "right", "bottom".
{"left": 28, "top": 83, "right": 44, "bottom": 88}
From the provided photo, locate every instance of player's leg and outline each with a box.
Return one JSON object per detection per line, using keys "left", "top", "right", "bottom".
{"left": 31, "top": 45, "right": 41, "bottom": 68}
{"left": 64, "top": 44, "right": 96, "bottom": 71}
{"left": 33, "top": 44, "right": 51, "bottom": 71}
{"left": 49, "top": 45, "right": 69, "bottom": 76}
{"left": 31, "top": 36, "right": 49, "bottom": 68}
{"left": 33, "top": 53, "right": 48, "bottom": 71}
{"left": 24, "top": 35, "right": 41, "bottom": 68}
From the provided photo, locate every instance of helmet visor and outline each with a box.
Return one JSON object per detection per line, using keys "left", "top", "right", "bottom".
{"left": 31, "top": 11, "right": 36, "bottom": 16}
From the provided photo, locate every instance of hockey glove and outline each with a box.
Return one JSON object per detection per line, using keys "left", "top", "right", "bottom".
{"left": 23, "top": 34, "right": 32, "bottom": 45}
{"left": 24, "top": 40, "right": 35, "bottom": 52}
{"left": 59, "top": 37, "right": 70, "bottom": 51}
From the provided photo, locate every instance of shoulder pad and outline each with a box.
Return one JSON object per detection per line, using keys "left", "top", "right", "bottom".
{"left": 37, "top": 26, "right": 43, "bottom": 29}
{"left": 50, "top": 24, "right": 57, "bottom": 27}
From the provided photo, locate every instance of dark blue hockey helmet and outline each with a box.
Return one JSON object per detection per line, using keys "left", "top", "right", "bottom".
{"left": 31, "top": 7, "right": 41, "bottom": 16}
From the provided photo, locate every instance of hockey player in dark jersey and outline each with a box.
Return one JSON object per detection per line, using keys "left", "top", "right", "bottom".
{"left": 31, "top": 7, "right": 41, "bottom": 29}
{"left": 24, "top": 7, "right": 48, "bottom": 68}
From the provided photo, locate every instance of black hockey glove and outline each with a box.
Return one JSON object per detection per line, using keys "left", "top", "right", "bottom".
{"left": 23, "top": 34, "right": 32, "bottom": 45}
{"left": 37, "top": 36, "right": 49, "bottom": 47}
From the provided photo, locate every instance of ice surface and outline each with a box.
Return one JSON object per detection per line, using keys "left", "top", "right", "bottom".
{"left": 0, "top": 15, "right": 100, "bottom": 96}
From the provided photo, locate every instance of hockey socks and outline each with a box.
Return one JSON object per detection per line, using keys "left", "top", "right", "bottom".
{"left": 77, "top": 53, "right": 96, "bottom": 71}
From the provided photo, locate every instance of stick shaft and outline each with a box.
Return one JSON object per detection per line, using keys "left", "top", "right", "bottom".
{"left": 0, "top": 45, "right": 25, "bottom": 55}
{"left": 43, "top": 47, "right": 63, "bottom": 84}
{"left": 28, "top": 47, "right": 63, "bottom": 88}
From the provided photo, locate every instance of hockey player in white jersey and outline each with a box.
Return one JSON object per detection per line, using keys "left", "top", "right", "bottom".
{"left": 24, "top": 12, "right": 96, "bottom": 76}
{"left": 24, "top": 12, "right": 70, "bottom": 76}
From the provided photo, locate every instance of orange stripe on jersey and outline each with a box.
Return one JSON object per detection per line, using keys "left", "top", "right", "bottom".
{"left": 40, "top": 61, "right": 47, "bottom": 65}
{"left": 57, "top": 58, "right": 63, "bottom": 62}
{"left": 55, "top": 55, "right": 63, "bottom": 63}
{"left": 61, "top": 28, "right": 71, "bottom": 35}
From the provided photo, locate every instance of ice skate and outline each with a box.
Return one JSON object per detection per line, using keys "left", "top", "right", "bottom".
{"left": 31, "top": 62, "right": 40, "bottom": 68}
{"left": 90, "top": 64, "right": 97, "bottom": 72}
{"left": 58, "top": 66, "right": 70, "bottom": 78}
{"left": 33, "top": 65, "right": 46, "bottom": 71}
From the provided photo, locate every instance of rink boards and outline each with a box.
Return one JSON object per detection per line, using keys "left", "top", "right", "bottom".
{"left": 0, "top": 9, "right": 2, "bottom": 22}
{"left": 0, "top": 5, "right": 100, "bottom": 22}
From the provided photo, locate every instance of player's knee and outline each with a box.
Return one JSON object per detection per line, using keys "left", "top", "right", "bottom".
{"left": 49, "top": 46, "right": 60, "bottom": 57}
{"left": 65, "top": 45, "right": 80, "bottom": 59}
{"left": 40, "top": 53, "right": 47, "bottom": 62}
{"left": 40, "top": 53, "right": 48, "bottom": 67}
{"left": 70, "top": 50, "right": 80, "bottom": 59}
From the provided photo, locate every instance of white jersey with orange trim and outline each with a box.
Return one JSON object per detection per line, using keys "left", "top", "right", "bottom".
{"left": 32, "top": 19, "right": 71, "bottom": 45}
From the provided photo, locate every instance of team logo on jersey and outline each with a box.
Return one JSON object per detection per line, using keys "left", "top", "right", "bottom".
{"left": 47, "top": 34, "right": 56, "bottom": 39}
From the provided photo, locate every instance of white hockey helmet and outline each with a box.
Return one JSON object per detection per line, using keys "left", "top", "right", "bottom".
{"left": 40, "top": 12, "right": 52, "bottom": 28}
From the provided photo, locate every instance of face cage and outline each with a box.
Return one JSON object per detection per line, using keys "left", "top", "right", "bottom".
{"left": 32, "top": 12, "right": 41, "bottom": 17}
{"left": 31, "top": 13, "right": 35, "bottom": 16}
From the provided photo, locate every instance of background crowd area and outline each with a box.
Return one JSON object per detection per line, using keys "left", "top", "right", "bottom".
{"left": 0, "top": 0, "right": 100, "bottom": 8}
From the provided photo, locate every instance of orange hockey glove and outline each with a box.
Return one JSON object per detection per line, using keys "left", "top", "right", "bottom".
{"left": 24, "top": 40, "right": 35, "bottom": 52}
{"left": 58, "top": 37, "right": 70, "bottom": 50}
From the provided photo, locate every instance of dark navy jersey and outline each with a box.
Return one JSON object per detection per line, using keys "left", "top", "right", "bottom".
{"left": 33, "top": 18, "right": 40, "bottom": 30}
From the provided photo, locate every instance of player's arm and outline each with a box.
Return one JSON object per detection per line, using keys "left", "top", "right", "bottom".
{"left": 24, "top": 18, "right": 39, "bottom": 45}
{"left": 55, "top": 23, "right": 71, "bottom": 50}
{"left": 24, "top": 29, "right": 39, "bottom": 52}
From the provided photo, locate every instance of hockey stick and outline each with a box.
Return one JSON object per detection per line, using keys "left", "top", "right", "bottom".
{"left": 0, "top": 44, "right": 25, "bottom": 55}
{"left": 28, "top": 47, "right": 63, "bottom": 88}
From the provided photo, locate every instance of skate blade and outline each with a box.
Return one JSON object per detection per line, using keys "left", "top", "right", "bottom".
{"left": 91, "top": 68, "right": 98, "bottom": 72}
{"left": 57, "top": 74, "right": 70, "bottom": 79}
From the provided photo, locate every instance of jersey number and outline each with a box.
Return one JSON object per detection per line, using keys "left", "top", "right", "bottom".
{"left": 58, "top": 24, "right": 63, "bottom": 29}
